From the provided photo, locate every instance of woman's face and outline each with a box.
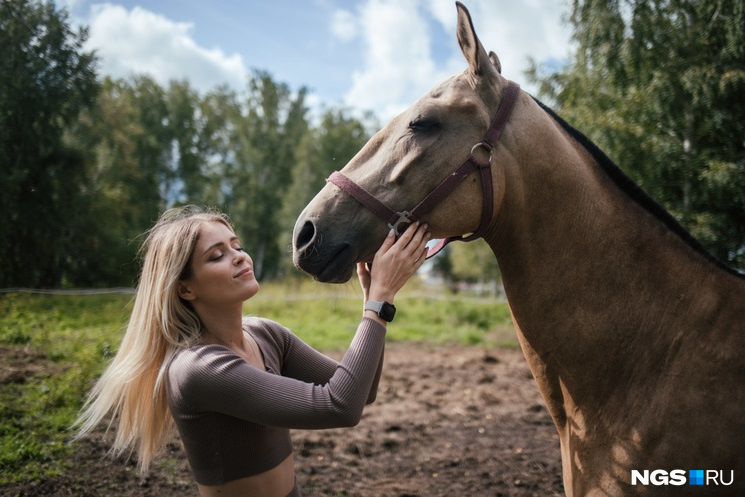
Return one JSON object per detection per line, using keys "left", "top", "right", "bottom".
{"left": 178, "top": 221, "right": 259, "bottom": 307}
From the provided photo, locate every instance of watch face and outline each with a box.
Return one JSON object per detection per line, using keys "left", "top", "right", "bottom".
{"left": 380, "top": 302, "right": 396, "bottom": 322}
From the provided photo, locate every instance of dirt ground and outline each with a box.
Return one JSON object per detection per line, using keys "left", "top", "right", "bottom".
{"left": 5, "top": 344, "right": 564, "bottom": 497}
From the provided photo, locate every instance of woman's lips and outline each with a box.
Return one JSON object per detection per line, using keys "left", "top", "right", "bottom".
{"left": 235, "top": 267, "right": 253, "bottom": 278}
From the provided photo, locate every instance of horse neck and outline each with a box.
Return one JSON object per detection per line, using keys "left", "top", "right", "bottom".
{"left": 485, "top": 104, "right": 743, "bottom": 387}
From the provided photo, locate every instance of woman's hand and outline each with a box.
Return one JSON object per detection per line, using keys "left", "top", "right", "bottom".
{"left": 357, "top": 222, "right": 431, "bottom": 306}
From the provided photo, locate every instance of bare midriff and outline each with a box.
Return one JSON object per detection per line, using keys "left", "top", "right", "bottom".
{"left": 197, "top": 455, "right": 295, "bottom": 497}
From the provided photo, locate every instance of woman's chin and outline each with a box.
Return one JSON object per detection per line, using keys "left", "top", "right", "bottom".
{"left": 244, "top": 282, "right": 260, "bottom": 300}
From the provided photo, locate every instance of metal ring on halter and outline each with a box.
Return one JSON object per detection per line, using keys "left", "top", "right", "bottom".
{"left": 470, "top": 142, "right": 493, "bottom": 164}
{"left": 388, "top": 210, "right": 413, "bottom": 236}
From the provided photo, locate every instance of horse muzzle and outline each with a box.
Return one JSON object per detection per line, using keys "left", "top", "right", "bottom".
{"left": 292, "top": 216, "right": 361, "bottom": 283}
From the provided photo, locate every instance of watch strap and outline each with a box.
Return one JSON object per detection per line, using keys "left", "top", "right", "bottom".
{"left": 364, "top": 300, "right": 396, "bottom": 322}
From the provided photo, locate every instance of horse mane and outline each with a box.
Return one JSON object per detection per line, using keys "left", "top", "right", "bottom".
{"left": 532, "top": 97, "right": 744, "bottom": 280}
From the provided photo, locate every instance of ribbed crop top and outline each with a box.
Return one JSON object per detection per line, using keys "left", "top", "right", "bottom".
{"left": 166, "top": 316, "right": 385, "bottom": 486}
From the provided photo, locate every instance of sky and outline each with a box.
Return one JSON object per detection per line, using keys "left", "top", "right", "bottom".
{"left": 60, "top": 0, "right": 574, "bottom": 122}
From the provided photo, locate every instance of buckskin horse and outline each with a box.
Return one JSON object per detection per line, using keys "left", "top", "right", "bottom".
{"left": 292, "top": 2, "right": 745, "bottom": 495}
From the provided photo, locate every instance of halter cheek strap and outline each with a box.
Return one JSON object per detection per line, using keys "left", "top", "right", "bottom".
{"left": 327, "top": 81, "right": 520, "bottom": 259}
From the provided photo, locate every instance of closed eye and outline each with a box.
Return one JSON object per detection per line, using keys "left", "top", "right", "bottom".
{"left": 408, "top": 117, "right": 440, "bottom": 133}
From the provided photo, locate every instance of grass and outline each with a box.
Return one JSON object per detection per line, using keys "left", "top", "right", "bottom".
{"left": 249, "top": 279, "right": 517, "bottom": 349}
{"left": 0, "top": 279, "right": 516, "bottom": 485}
{"left": 0, "top": 292, "right": 133, "bottom": 484}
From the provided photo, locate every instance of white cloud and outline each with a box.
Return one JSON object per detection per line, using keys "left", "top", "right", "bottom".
{"left": 343, "top": 0, "right": 453, "bottom": 120}
{"left": 57, "top": 0, "right": 85, "bottom": 13}
{"left": 340, "top": 0, "right": 572, "bottom": 121}
{"left": 84, "top": 4, "right": 247, "bottom": 93}
{"left": 453, "top": 0, "right": 572, "bottom": 85}
{"left": 331, "top": 9, "right": 358, "bottom": 42}
{"left": 75, "top": 1, "right": 571, "bottom": 120}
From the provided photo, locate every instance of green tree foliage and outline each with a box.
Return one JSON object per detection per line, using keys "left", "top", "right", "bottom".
{"left": 63, "top": 78, "right": 145, "bottom": 286}
{"left": 222, "top": 71, "right": 310, "bottom": 279}
{"left": 68, "top": 73, "right": 371, "bottom": 285}
{"left": 1, "top": 5, "right": 375, "bottom": 288}
{"left": 0, "top": 0, "right": 99, "bottom": 287}
{"left": 166, "top": 80, "right": 204, "bottom": 202}
{"left": 529, "top": 0, "right": 745, "bottom": 268}
{"left": 277, "top": 107, "right": 371, "bottom": 276}
{"left": 432, "top": 241, "right": 501, "bottom": 295}
{"left": 194, "top": 85, "right": 243, "bottom": 206}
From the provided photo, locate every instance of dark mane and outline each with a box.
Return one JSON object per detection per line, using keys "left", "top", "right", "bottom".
{"left": 532, "top": 97, "right": 744, "bottom": 279}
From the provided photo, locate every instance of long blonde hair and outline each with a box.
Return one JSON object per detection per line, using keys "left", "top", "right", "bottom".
{"left": 74, "top": 206, "right": 232, "bottom": 472}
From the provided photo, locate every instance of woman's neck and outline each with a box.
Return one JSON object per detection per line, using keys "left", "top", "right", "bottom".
{"left": 195, "top": 303, "right": 245, "bottom": 348}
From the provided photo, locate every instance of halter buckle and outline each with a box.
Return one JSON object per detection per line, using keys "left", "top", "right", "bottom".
{"left": 470, "top": 142, "right": 493, "bottom": 165}
{"left": 388, "top": 211, "right": 413, "bottom": 236}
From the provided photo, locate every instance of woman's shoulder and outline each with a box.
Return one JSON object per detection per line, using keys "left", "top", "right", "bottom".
{"left": 168, "top": 342, "right": 238, "bottom": 385}
{"left": 243, "top": 316, "right": 298, "bottom": 370}
{"left": 243, "top": 316, "right": 293, "bottom": 343}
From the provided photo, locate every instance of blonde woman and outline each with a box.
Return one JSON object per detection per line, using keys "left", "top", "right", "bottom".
{"left": 75, "top": 206, "right": 430, "bottom": 497}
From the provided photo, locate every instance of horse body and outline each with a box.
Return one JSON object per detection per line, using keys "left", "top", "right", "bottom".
{"left": 292, "top": 3, "right": 745, "bottom": 495}
{"left": 489, "top": 94, "right": 745, "bottom": 495}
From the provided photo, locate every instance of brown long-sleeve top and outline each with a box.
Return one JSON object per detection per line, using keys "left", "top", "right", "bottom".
{"left": 166, "top": 316, "right": 385, "bottom": 486}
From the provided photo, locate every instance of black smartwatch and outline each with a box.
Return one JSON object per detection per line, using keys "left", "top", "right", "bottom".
{"left": 364, "top": 300, "right": 396, "bottom": 322}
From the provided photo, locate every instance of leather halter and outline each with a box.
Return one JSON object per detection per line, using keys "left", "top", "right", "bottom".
{"left": 327, "top": 81, "right": 520, "bottom": 259}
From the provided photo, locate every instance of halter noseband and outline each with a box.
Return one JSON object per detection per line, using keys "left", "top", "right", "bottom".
{"left": 326, "top": 81, "right": 520, "bottom": 259}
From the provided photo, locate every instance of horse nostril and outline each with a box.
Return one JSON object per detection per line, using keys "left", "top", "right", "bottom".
{"left": 295, "top": 220, "right": 316, "bottom": 252}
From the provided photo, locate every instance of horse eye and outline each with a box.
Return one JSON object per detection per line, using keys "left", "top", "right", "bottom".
{"left": 408, "top": 118, "right": 440, "bottom": 132}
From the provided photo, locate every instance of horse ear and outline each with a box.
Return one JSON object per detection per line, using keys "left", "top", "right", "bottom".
{"left": 455, "top": 1, "right": 494, "bottom": 76}
{"left": 489, "top": 51, "right": 502, "bottom": 74}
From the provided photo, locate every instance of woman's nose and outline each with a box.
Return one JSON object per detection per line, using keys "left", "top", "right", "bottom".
{"left": 234, "top": 249, "right": 248, "bottom": 264}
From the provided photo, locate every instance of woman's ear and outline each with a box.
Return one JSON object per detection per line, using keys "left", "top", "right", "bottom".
{"left": 178, "top": 281, "right": 196, "bottom": 301}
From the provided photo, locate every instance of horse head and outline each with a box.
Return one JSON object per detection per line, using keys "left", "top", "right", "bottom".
{"left": 293, "top": 2, "right": 520, "bottom": 283}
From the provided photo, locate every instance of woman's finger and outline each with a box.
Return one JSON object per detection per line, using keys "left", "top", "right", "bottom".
{"left": 394, "top": 223, "right": 425, "bottom": 253}
{"left": 403, "top": 224, "right": 429, "bottom": 257}
{"left": 375, "top": 228, "right": 397, "bottom": 257}
{"left": 393, "top": 221, "right": 420, "bottom": 248}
